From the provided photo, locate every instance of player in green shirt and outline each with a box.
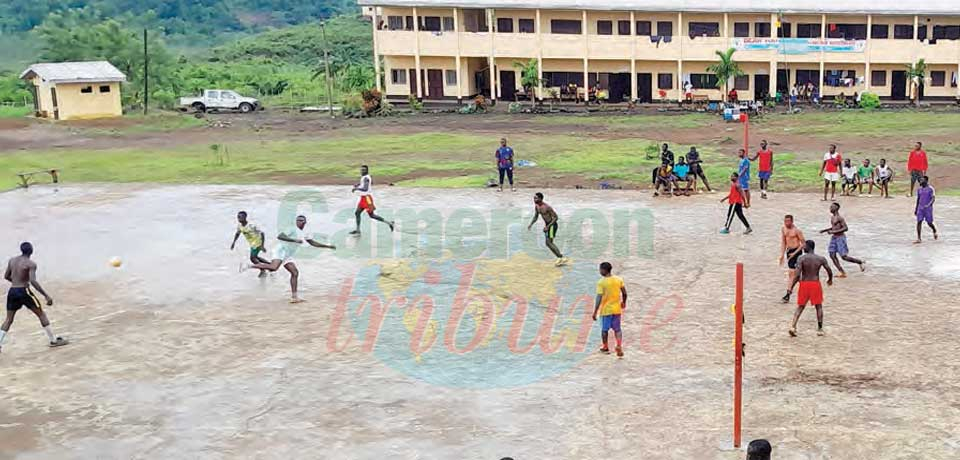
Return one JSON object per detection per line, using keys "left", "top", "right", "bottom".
{"left": 857, "top": 159, "right": 875, "bottom": 196}
{"left": 231, "top": 211, "right": 269, "bottom": 278}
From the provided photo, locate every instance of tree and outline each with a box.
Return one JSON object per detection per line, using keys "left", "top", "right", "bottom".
{"left": 513, "top": 58, "right": 541, "bottom": 106}
{"left": 706, "top": 48, "right": 744, "bottom": 103}
{"left": 905, "top": 58, "right": 927, "bottom": 107}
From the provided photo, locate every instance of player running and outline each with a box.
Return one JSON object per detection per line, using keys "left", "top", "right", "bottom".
{"left": 914, "top": 176, "right": 939, "bottom": 244}
{"left": 820, "top": 144, "right": 842, "bottom": 201}
{"left": 819, "top": 202, "right": 865, "bottom": 278}
{"left": 751, "top": 140, "right": 773, "bottom": 199}
{"left": 787, "top": 240, "right": 834, "bottom": 337}
{"left": 244, "top": 215, "right": 336, "bottom": 303}
{"left": 720, "top": 173, "right": 752, "bottom": 235}
{"left": 495, "top": 137, "right": 516, "bottom": 192}
{"left": 230, "top": 211, "right": 269, "bottom": 278}
{"left": 779, "top": 215, "right": 806, "bottom": 303}
{"left": 1, "top": 242, "right": 68, "bottom": 354}
{"left": 592, "top": 262, "right": 627, "bottom": 357}
{"left": 527, "top": 192, "right": 568, "bottom": 266}
{"left": 351, "top": 165, "right": 395, "bottom": 236}
{"left": 737, "top": 148, "right": 752, "bottom": 207}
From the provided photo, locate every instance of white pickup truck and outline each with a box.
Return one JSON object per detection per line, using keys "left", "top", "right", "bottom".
{"left": 180, "top": 90, "right": 261, "bottom": 113}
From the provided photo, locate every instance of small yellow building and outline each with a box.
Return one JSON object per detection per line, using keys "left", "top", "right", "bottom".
{"left": 20, "top": 61, "right": 127, "bottom": 121}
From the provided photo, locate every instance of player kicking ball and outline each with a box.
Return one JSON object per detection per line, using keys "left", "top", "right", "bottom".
{"left": 592, "top": 262, "right": 627, "bottom": 357}
{"left": 1, "top": 242, "right": 68, "bottom": 354}
{"left": 243, "top": 215, "right": 335, "bottom": 303}
{"left": 230, "top": 211, "right": 269, "bottom": 278}
{"left": 788, "top": 240, "right": 834, "bottom": 337}
{"left": 350, "top": 165, "right": 394, "bottom": 236}
{"left": 528, "top": 192, "right": 568, "bottom": 266}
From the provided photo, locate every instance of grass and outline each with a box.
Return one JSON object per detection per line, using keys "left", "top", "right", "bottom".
{"left": 73, "top": 112, "right": 207, "bottom": 135}
{"left": 532, "top": 113, "right": 712, "bottom": 129}
{"left": 761, "top": 111, "right": 960, "bottom": 138}
{"left": 0, "top": 105, "right": 31, "bottom": 119}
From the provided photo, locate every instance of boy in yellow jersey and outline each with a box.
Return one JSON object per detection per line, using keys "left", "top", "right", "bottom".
{"left": 230, "top": 211, "right": 269, "bottom": 278}
{"left": 592, "top": 262, "right": 628, "bottom": 357}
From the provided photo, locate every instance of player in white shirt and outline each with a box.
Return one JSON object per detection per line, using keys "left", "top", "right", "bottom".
{"left": 351, "top": 165, "right": 395, "bottom": 235}
{"left": 244, "top": 215, "right": 335, "bottom": 303}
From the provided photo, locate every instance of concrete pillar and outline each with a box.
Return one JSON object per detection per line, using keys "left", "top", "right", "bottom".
{"left": 769, "top": 60, "right": 778, "bottom": 97}
{"left": 583, "top": 58, "right": 589, "bottom": 103}
{"left": 677, "top": 11, "right": 683, "bottom": 93}
{"left": 372, "top": 6, "right": 382, "bottom": 92}
{"left": 821, "top": 14, "right": 827, "bottom": 38}
{"left": 770, "top": 13, "right": 777, "bottom": 38}
{"left": 487, "top": 8, "right": 496, "bottom": 101}
{"left": 770, "top": 12, "right": 780, "bottom": 96}
{"left": 582, "top": 10, "right": 589, "bottom": 103}
{"left": 913, "top": 15, "right": 919, "bottom": 40}
{"left": 413, "top": 7, "right": 423, "bottom": 99}
{"left": 536, "top": 9, "right": 544, "bottom": 101}
{"left": 454, "top": 8, "right": 462, "bottom": 102}
{"left": 820, "top": 14, "right": 827, "bottom": 93}
{"left": 677, "top": 60, "right": 683, "bottom": 97}
{"left": 956, "top": 63, "right": 960, "bottom": 99}
{"left": 630, "top": 11, "right": 637, "bottom": 101}
{"left": 819, "top": 61, "right": 825, "bottom": 95}
{"left": 723, "top": 13, "right": 729, "bottom": 39}
{"left": 865, "top": 15, "right": 872, "bottom": 92}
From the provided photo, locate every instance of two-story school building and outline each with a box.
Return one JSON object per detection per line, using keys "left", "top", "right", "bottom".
{"left": 359, "top": 0, "right": 960, "bottom": 104}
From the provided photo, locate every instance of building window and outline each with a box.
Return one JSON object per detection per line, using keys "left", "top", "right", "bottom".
{"left": 871, "top": 70, "right": 887, "bottom": 87}
{"left": 690, "top": 74, "right": 719, "bottom": 89}
{"left": 796, "top": 23, "right": 821, "bottom": 38}
{"left": 733, "top": 22, "right": 750, "bottom": 37}
{"left": 81, "top": 86, "right": 93, "bottom": 94}
{"left": 597, "top": 20, "right": 613, "bottom": 35}
{"left": 519, "top": 18, "right": 535, "bottom": 33}
{"left": 99, "top": 85, "right": 111, "bottom": 93}
{"left": 391, "top": 69, "right": 407, "bottom": 85}
{"left": 404, "top": 16, "right": 414, "bottom": 31}
{"left": 796, "top": 70, "right": 819, "bottom": 86}
{"left": 755, "top": 22, "right": 771, "bottom": 38}
{"left": 917, "top": 25, "right": 927, "bottom": 41}
{"left": 931, "top": 71, "right": 946, "bottom": 87}
{"left": 871, "top": 24, "right": 889, "bottom": 39}
{"left": 551, "top": 19, "right": 582, "bottom": 34}
{"left": 734, "top": 75, "right": 749, "bottom": 91}
{"left": 442, "top": 17, "right": 454, "bottom": 31}
{"left": 829, "top": 24, "right": 867, "bottom": 40}
{"left": 618, "top": 20, "right": 631, "bottom": 35}
{"left": 656, "top": 21, "right": 673, "bottom": 37}
{"left": 824, "top": 70, "right": 856, "bottom": 87}
{"left": 894, "top": 24, "right": 914, "bottom": 39}
{"left": 933, "top": 25, "right": 960, "bottom": 40}
{"left": 688, "top": 22, "right": 720, "bottom": 38}
{"left": 636, "top": 21, "right": 651, "bottom": 36}
{"left": 777, "top": 23, "right": 792, "bottom": 38}
{"left": 445, "top": 70, "right": 457, "bottom": 85}
{"left": 952, "top": 72, "right": 958, "bottom": 87}
{"left": 497, "top": 18, "right": 513, "bottom": 33}
{"left": 421, "top": 16, "right": 442, "bottom": 31}
{"left": 387, "top": 16, "right": 403, "bottom": 30}
{"left": 657, "top": 73, "right": 673, "bottom": 90}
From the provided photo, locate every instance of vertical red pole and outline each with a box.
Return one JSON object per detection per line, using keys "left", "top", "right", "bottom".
{"left": 734, "top": 262, "right": 744, "bottom": 448}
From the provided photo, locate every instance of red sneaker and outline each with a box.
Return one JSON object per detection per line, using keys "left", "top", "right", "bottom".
{"left": 615, "top": 346, "right": 624, "bottom": 357}
{"left": 599, "top": 347, "right": 610, "bottom": 354}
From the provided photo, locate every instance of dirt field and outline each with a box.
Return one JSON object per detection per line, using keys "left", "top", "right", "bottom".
{"left": 1, "top": 184, "right": 958, "bottom": 459}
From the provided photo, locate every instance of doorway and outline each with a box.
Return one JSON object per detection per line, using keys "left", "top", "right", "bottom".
{"left": 427, "top": 69, "right": 444, "bottom": 99}
{"left": 605, "top": 73, "right": 630, "bottom": 103}
{"left": 891, "top": 71, "right": 907, "bottom": 100}
{"left": 754, "top": 75, "right": 770, "bottom": 101}
{"left": 499, "top": 70, "right": 516, "bottom": 100}
{"left": 408, "top": 69, "right": 426, "bottom": 97}
{"left": 776, "top": 69, "right": 789, "bottom": 96}
{"left": 636, "top": 73, "right": 652, "bottom": 103}
{"left": 475, "top": 69, "right": 491, "bottom": 98}
{"left": 50, "top": 87, "right": 59, "bottom": 120}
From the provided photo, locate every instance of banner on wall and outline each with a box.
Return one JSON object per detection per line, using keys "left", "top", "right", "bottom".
{"left": 733, "top": 38, "right": 866, "bottom": 54}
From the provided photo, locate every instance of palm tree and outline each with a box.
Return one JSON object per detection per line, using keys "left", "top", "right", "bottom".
{"left": 905, "top": 59, "right": 927, "bottom": 107}
{"left": 706, "top": 48, "right": 745, "bottom": 103}
{"left": 513, "top": 59, "right": 542, "bottom": 107}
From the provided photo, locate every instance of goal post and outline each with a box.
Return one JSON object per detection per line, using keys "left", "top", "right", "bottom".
{"left": 733, "top": 262, "right": 744, "bottom": 448}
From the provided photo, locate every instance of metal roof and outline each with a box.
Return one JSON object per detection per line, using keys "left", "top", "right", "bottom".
{"left": 20, "top": 61, "right": 127, "bottom": 84}
{"left": 357, "top": 0, "right": 960, "bottom": 15}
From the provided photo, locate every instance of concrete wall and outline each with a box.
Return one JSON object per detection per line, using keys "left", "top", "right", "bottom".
{"left": 29, "top": 76, "right": 122, "bottom": 120}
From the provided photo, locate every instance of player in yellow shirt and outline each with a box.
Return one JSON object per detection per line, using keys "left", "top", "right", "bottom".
{"left": 230, "top": 211, "right": 269, "bottom": 278}
{"left": 592, "top": 262, "right": 628, "bottom": 357}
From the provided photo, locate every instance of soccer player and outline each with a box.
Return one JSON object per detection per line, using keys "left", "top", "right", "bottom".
{"left": 231, "top": 211, "right": 269, "bottom": 278}
{"left": 737, "top": 148, "right": 752, "bottom": 207}
{"left": 914, "top": 176, "right": 939, "bottom": 244}
{"left": 820, "top": 144, "right": 842, "bottom": 201}
{"left": 351, "top": 165, "right": 395, "bottom": 236}
{"left": 875, "top": 158, "right": 894, "bottom": 198}
{"left": 592, "top": 262, "right": 627, "bottom": 357}
{"left": 841, "top": 158, "right": 858, "bottom": 196}
{"left": 751, "top": 140, "right": 773, "bottom": 199}
{"left": 857, "top": 159, "right": 875, "bottom": 196}
{"left": 788, "top": 241, "right": 833, "bottom": 337}
{"left": 527, "top": 192, "right": 568, "bottom": 266}
{"left": 495, "top": 137, "right": 516, "bottom": 192}
{"left": 779, "top": 215, "right": 806, "bottom": 303}
{"left": 1, "top": 242, "right": 68, "bottom": 354}
{"left": 907, "top": 141, "right": 928, "bottom": 197}
{"left": 686, "top": 146, "right": 712, "bottom": 192}
{"left": 819, "top": 202, "right": 865, "bottom": 278}
{"left": 720, "top": 172, "right": 752, "bottom": 235}
{"left": 245, "top": 215, "right": 336, "bottom": 303}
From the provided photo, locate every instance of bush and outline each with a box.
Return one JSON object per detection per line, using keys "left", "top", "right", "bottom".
{"left": 508, "top": 102, "right": 522, "bottom": 113}
{"left": 341, "top": 93, "right": 364, "bottom": 115}
{"left": 859, "top": 92, "right": 881, "bottom": 110}
{"left": 152, "top": 89, "right": 177, "bottom": 109}
{"left": 407, "top": 94, "right": 423, "bottom": 112}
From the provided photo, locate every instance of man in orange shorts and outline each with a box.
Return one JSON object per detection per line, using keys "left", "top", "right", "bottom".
{"left": 350, "top": 165, "right": 394, "bottom": 236}
{"left": 787, "top": 239, "right": 833, "bottom": 337}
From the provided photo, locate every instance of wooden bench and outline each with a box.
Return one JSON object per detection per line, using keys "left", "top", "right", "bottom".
{"left": 17, "top": 169, "right": 60, "bottom": 188}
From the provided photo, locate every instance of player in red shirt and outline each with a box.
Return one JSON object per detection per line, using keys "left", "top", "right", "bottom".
{"left": 720, "top": 173, "right": 752, "bottom": 235}
{"left": 819, "top": 144, "right": 842, "bottom": 201}
{"left": 751, "top": 139, "right": 774, "bottom": 199}
{"left": 906, "top": 141, "right": 928, "bottom": 197}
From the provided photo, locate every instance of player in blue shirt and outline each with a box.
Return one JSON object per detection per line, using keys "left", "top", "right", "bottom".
{"left": 738, "top": 148, "right": 752, "bottom": 207}
{"left": 495, "top": 137, "right": 516, "bottom": 192}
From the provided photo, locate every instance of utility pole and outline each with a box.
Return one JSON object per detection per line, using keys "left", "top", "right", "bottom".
{"left": 143, "top": 28, "right": 149, "bottom": 115}
{"left": 321, "top": 21, "right": 334, "bottom": 118}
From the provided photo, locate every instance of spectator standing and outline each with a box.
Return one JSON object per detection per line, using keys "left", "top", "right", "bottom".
{"left": 686, "top": 146, "right": 712, "bottom": 193}
{"left": 495, "top": 137, "right": 516, "bottom": 192}
{"left": 906, "top": 141, "right": 928, "bottom": 197}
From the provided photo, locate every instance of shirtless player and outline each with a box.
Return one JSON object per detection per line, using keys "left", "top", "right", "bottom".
{"left": 779, "top": 215, "right": 806, "bottom": 303}
{"left": 819, "top": 202, "right": 865, "bottom": 278}
{"left": 788, "top": 240, "right": 834, "bottom": 337}
{"left": 528, "top": 192, "right": 568, "bottom": 266}
{"left": 1, "top": 242, "right": 68, "bottom": 353}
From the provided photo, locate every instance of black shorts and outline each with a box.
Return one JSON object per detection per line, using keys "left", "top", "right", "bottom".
{"left": 6, "top": 287, "right": 42, "bottom": 311}
{"left": 786, "top": 247, "right": 802, "bottom": 269}
{"left": 689, "top": 163, "right": 704, "bottom": 176}
{"left": 544, "top": 222, "right": 558, "bottom": 240}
